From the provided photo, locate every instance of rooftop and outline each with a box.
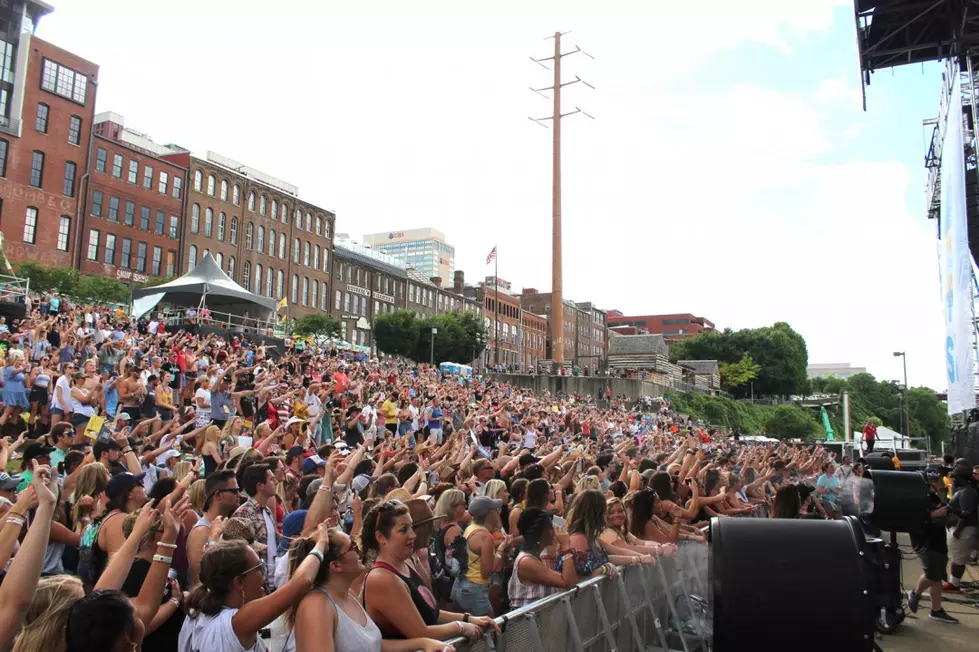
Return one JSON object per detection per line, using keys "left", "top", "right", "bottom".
{"left": 607, "top": 333, "right": 668, "bottom": 357}
{"left": 205, "top": 151, "right": 298, "bottom": 198}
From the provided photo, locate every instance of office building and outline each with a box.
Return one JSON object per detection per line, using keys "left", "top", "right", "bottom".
{"left": 363, "top": 227, "right": 455, "bottom": 286}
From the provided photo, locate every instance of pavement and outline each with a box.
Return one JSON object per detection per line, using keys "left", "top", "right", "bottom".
{"left": 880, "top": 535, "right": 979, "bottom": 651}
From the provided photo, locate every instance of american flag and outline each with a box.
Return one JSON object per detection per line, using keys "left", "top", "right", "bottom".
{"left": 486, "top": 245, "right": 497, "bottom": 265}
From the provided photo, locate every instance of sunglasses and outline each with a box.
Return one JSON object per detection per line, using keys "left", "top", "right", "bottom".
{"left": 239, "top": 559, "right": 267, "bottom": 578}
{"left": 343, "top": 540, "right": 360, "bottom": 557}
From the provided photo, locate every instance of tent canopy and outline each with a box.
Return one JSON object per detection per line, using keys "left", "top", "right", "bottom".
{"left": 131, "top": 253, "right": 277, "bottom": 315}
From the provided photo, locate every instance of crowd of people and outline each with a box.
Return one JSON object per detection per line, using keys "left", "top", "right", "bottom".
{"left": 0, "top": 292, "right": 975, "bottom": 651}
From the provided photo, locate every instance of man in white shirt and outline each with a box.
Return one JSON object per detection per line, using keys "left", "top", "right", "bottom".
{"left": 147, "top": 317, "right": 160, "bottom": 336}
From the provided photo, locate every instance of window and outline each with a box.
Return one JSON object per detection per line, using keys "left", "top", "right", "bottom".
{"left": 92, "top": 190, "right": 104, "bottom": 216}
{"left": 344, "top": 292, "right": 351, "bottom": 312}
{"left": 57, "top": 215, "right": 70, "bottom": 251}
{"left": 278, "top": 233, "right": 286, "bottom": 259}
{"left": 155, "top": 211, "right": 164, "bottom": 236}
{"left": 151, "top": 246, "right": 162, "bottom": 275}
{"left": 193, "top": 170, "right": 203, "bottom": 191}
{"left": 220, "top": 180, "right": 228, "bottom": 201}
{"left": 111, "top": 153, "right": 122, "bottom": 178}
{"left": 292, "top": 275, "right": 299, "bottom": 303}
{"left": 140, "top": 206, "right": 150, "bottom": 230}
{"left": 169, "top": 215, "right": 178, "bottom": 239}
{"left": 158, "top": 171, "right": 168, "bottom": 194}
{"left": 228, "top": 256, "right": 236, "bottom": 279}
{"left": 204, "top": 208, "right": 213, "bottom": 237}
{"left": 259, "top": 195, "right": 267, "bottom": 215}
{"left": 266, "top": 268, "right": 273, "bottom": 297}
{"left": 335, "top": 291, "right": 341, "bottom": 310}
{"left": 166, "top": 250, "right": 176, "bottom": 276}
{"left": 136, "top": 242, "right": 147, "bottom": 272}
{"left": 104, "top": 234, "right": 116, "bottom": 264}
{"left": 321, "top": 283, "right": 328, "bottom": 311}
{"left": 305, "top": 213, "right": 312, "bottom": 232}
{"left": 312, "top": 280, "right": 318, "bottom": 308}
{"left": 29, "top": 151, "right": 44, "bottom": 187}
{"left": 173, "top": 176, "right": 182, "bottom": 199}
{"left": 293, "top": 238, "right": 300, "bottom": 263}
{"left": 352, "top": 295, "right": 359, "bottom": 314}
{"left": 313, "top": 245, "right": 319, "bottom": 270}
{"left": 215, "top": 252, "right": 223, "bottom": 268}
{"left": 254, "top": 264, "right": 263, "bottom": 294}
{"left": 256, "top": 226, "right": 265, "bottom": 253}
{"left": 217, "top": 213, "right": 226, "bottom": 241}
{"left": 323, "top": 248, "right": 329, "bottom": 273}
{"left": 247, "top": 192, "right": 255, "bottom": 211}
{"left": 35, "top": 103, "right": 48, "bottom": 132}
{"left": 107, "top": 196, "right": 119, "bottom": 222}
{"left": 22, "top": 207, "right": 38, "bottom": 244}
{"left": 120, "top": 238, "right": 131, "bottom": 269}
{"left": 187, "top": 245, "right": 197, "bottom": 271}
{"left": 143, "top": 165, "right": 153, "bottom": 189}
{"left": 0, "top": 139, "right": 7, "bottom": 177}
{"left": 233, "top": 184, "right": 240, "bottom": 205}
{"left": 280, "top": 204, "right": 288, "bottom": 224}
{"left": 245, "top": 223, "right": 253, "bottom": 249}
{"left": 206, "top": 175, "right": 215, "bottom": 196}
{"left": 41, "top": 58, "right": 87, "bottom": 104}
{"left": 324, "top": 219, "right": 331, "bottom": 239}
{"left": 271, "top": 199, "right": 278, "bottom": 220}
{"left": 68, "top": 116, "right": 81, "bottom": 145}
{"left": 62, "top": 161, "right": 76, "bottom": 196}
{"left": 304, "top": 241, "right": 310, "bottom": 266}
{"left": 87, "top": 229, "right": 99, "bottom": 260}
{"left": 95, "top": 147, "right": 106, "bottom": 173}
{"left": 266, "top": 229, "right": 275, "bottom": 257}
{"left": 127, "top": 159, "right": 138, "bottom": 183}
{"left": 191, "top": 204, "right": 200, "bottom": 233}
{"left": 230, "top": 217, "right": 238, "bottom": 244}
{"left": 243, "top": 262, "right": 251, "bottom": 289}
{"left": 295, "top": 209, "right": 302, "bottom": 229}
{"left": 315, "top": 216, "right": 322, "bottom": 236}
{"left": 276, "top": 270, "right": 284, "bottom": 299}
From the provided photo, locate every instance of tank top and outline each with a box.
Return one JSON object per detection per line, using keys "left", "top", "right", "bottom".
{"left": 33, "top": 371, "right": 51, "bottom": 388}
{"left": 365, "top": 562, "right": 439, "bottom": 639}
{"left": 462, "top": 523, "right": 490, "bottom": 585}
{"left": 508, "top": 551, "right": 561, "bottom": 609}
{"left": 283, "top": 589, "right": 382, "bottom": 652}
{"left": 178, "top": 607, "right": 267, "bottom": 652}
{"left": 70, "top": 387, "right": 95, "bottom": 417}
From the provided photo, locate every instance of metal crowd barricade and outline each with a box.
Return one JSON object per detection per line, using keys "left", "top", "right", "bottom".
{"left": 447, "top": 543, "right": 710, "bottom": 652}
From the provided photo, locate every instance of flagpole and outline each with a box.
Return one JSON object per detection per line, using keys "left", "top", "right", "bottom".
{"left": 494, "top": 248, "right": 500, "bottom": 367}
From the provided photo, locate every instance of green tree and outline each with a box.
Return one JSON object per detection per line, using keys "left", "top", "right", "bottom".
{"left": 291, "top": 314, "right": 342, "bottom": 339}
{"left": 373, "top": 310, "right": 420, "bottom": 357}
{"left": 764, "top": 405, "right": 818, "bottom": 440}
{"left": 78, "top": 276, "right": 128, "bottom": 303}
{"left": 907, "top": 387, "right": 951, "bottom": 451}
{"left": 140, "top": 276, "right": 177, "bottom": 289}
{"left": 411, "top": 311, "right": 488, "bottom": 365}
{"left": 718, "top": 353, "right": 760, "bottom": 393}
{"left": 47, "top": 267, "right": 82, "bottom": 296}
{"left": 15, "top": 261, "right": 52, "bottom": 291}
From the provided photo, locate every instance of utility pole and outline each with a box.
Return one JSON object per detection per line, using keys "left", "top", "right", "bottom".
{"left": 530, "top": 31, "right": 594, "bottom": 374}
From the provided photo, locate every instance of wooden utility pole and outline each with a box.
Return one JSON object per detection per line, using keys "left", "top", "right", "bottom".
{"left": 530, "top": 32, "right": 593, "bottom": 373}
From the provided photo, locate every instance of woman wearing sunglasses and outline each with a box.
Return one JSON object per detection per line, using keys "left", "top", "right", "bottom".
{"left": 179, "top": 521, "right": 331, "bottom": 652}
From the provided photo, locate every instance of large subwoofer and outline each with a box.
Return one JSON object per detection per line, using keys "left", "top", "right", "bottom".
{"left": 867, "top": 470, "right": 930, "bottom": 533}
{"left": 710, "top": 516, "right": 875, "bottom": 651}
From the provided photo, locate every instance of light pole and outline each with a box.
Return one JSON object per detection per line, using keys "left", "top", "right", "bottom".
{"left": 893, "top": 351, "right": 910, "bottom": 442}
{"left": 430, "top": 327, "right": 438, "bottom": 366}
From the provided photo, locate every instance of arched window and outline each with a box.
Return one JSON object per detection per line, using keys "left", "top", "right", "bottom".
{"left": 268, "top": 229, "right": 276, "bottom": 257}
{"left": 322, "top": 248, "right": 329, "bottom": 273}
{"left": 254, "top": 264, "right": 263, "bottom": 295}
{"left": 256, "top": 226, "right": 265, "bottom": 253}
{"left": 291, "top": 274, "right": 299, "bottom": 303}
{"left": 230, "top": 217, "right": 238, "bottom": 244}
{"left": 188, "top": 245, "right": 197, "bottom": 271}
{"left": 281, "top": 204, "right": 288, "bottom": 224}
{"left": 303, "top": 241, "right": 310, "bottom": 266}
{"left": 220, "top": 180, "right": 228, "bottom": 201}
{"left": 233, "top": 184, "right": 240, "bottom": 206}
{"left": 295, "top": 209, "right": 302, "bottom": 229}
{"left": 271, "top": 199, "right": 278, "bottom": 220}
{"left": 313, "top": 245, "right": 319, "bottom": 270}
{"left": 243, "top": 262, "right": 251, "bottom": 289}
{"left": 312, "top": 280, "right": 318, "bottom": 308}
{"left": 324, "top": 219, "right": 331, "bottom": 239}
{"left": 228, "top": 256, "right": 236, "bottom": 279}
{"left": 217, "top": 212, "right": 226, "bottom": 241}
{"left": 321, "top": 282, "right": 328, "bottom": 310}
{"left": 204, "top": 208, "right": 213, "bottom": 237}
{"left": 193, "top": 170, "right": 203, "bottom": 191}
{"left": 245, "top": 223, "right": 253, "bottom": 249}
{"left": 278, "top": 233, "right": 286, "bottom": 259}
{"left": 315, "top": 216, "right": 322, "bottom": 236}
{"left": 259, "top": 195, "right": 267, "bottom": 216}
{"left": 202, "top": 248, "right": 209, "bottom": 260}
{"left": 191, "top": 204, "right": 200, "bottom": 233}
{"left": 305, "top": 213, "right": 312, "bottom": 232}
{"left": 247, "top": 192, "right": 255, "bottom": 211}
{"left": 266, "top": 267, "right": 274, "bottom": 296}
{"left": 215, "top": 252, "right": 223, "bottom": 267}
{"left": 302, "top": 277, "right": 309, "bottom": 305}
{"left": 207, "top": 175, "right": 215, "bottom": 196}
{"left": 276, "top": 270, "right": 284, "bottom": 299}
{"left": 293, "top": 238, "right": 300, "bottom": 263}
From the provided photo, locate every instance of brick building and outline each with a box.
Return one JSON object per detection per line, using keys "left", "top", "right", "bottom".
{"left": 605, "top": 311, "right": 714, "bottom": 342}
{"left": 519, "top": 290, "right": 608, "bottom": 371}
{"left": 160, "top": 151, "right": 335, "bottom": 318}
{"left": 0, "top": 6, "right": 98, "bottom": 269}
{"left": 463, "top": 279, "right": 544, "bottom": 369}
{"left": 78, "top": 113, "right": 186, "bottom": 281}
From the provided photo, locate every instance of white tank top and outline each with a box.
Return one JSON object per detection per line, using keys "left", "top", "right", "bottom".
{"left": 69, "top": 387, "right": 95, "bottom": 417}
{"left": 282, "top": 589, "right": 381, "bottom": 652}
{"left": 179, "top": 607, "right": 267, "bottom": 652}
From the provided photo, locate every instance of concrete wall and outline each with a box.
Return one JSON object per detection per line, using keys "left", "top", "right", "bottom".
{"left": 485, "top": 373, "right": 670, "bottom": 400}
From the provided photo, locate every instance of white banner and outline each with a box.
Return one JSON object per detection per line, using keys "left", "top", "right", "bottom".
{"left": 940, "top": 63, "right": 977, "bottom": 414}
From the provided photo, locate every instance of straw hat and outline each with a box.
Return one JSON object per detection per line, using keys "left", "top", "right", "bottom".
{"left": 385, "top": 488, "right": 413, "bottom": 503}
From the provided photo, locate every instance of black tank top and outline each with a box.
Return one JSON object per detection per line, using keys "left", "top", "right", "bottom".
{"left": 366, "top": 561, "right": 440, "bottom": 639}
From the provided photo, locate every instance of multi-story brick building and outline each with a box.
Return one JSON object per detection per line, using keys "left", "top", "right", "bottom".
{"left": 78, "top": 113, "right": 186, "bottom": 281}
{"left": 463, "top": 278, "right": 545, "bottom": 369}
{"left": 519, "top": 290, "right": 608, "bottom": 371}
{"left": 160, "top": 151, "right": 335, "bottom": 318}
{"left": 605, "top": 311, "right": 714, "bottom": 342}
{"left": 0, "top": 5, "right": 98, "bottom": 269}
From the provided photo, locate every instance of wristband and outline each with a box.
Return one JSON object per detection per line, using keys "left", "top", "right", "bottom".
{"left": 169, "top": 598, "right": 180, "bottom": 608}
{"left": 152, "top": 554, "right": 173, "bottom": 565}
{"left": 5, "top": 511, "right": 26, "bottom": 520}
{"left": 156, "top": 542, "right": 178, "bottom": 549}
{"left": 307, "top": 548, "right": 325, "bottom": 563}
{"left": 5, "top": 516, "right": 25, "bottom": 528}
{"left": 463, "top": 613, "right": 471, "bottom": 623}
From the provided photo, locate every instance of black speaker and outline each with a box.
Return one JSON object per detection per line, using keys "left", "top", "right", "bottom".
{"left": 868, "top": 470, "right": 930, "bottom": 533}
{"left": 710, "top": 516, "right": 875, "bottom": 651}
{"left": 864, "top": 453, "right": 895, "bottom": 471}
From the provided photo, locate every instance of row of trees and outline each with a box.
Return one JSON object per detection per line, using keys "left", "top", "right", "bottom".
{"left": 373, "top": 309, "right": 487, "bottom": 364}
{"left": 668, "top": 322, "right": 809, "bottom": 397}
{"left": 14, "top": 261, "right": 176, "bottom": 305}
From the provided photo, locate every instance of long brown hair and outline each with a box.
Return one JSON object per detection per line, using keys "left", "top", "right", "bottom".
{"left": 566, "top": 490, "right": 607, "bottom": 545}
{"left": 185, "top": 540, "right": 253, "bottom": 617}
{"left": 283, "top": 531, "right": 346, "bottom": 630}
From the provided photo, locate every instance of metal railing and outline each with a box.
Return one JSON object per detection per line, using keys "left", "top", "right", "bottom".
{"left": 446, "top": 543, "right": 710, "bottom": 652}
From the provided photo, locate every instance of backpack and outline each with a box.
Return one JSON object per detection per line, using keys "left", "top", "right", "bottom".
{"left": 429, "top": 523, "right": 469, "bottom": 601}
{"left": 77, "top": 519, "right": 106, "bottom": 586}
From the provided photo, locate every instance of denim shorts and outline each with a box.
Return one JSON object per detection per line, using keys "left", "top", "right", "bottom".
{"left": 450, "top": 577, "right": 491, "bottom": 616}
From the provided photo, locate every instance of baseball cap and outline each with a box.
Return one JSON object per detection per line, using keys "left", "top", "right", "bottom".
{"left": 22, "top": 442, "right": 55, "bottom": 465}
{"left": 351, "top": 473, "right": 373, "bottom": 495}
{"left": 116, "top": 412, "right": 132, "bottom": 422}
{"left": 518, "top": 453, "right": 538, "bottom": 467}
{"left": 302, "top": 455, "right": 327, "bottom": 474}
{"left": 105, "top": 472, "right": 147, "bottom": 500}
{"left": 158, "top": 449, "right": 181, "bottom": 465}
{"left": 0, "top": 472, "right": 22, "bottom": 492}
{"left": 468, "top": 496, "right": 503, "bottom": 519}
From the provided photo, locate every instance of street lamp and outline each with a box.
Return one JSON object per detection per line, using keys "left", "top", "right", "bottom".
{"left": 430, "top": 327, "right": 438, "bottom": 366}
{"left": 893, "top": 352, "right": 910, "bottom": 442}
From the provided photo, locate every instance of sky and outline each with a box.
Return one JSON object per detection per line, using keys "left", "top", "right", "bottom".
{"left": 38, "top": 0, "right": 949, "bottom": 390}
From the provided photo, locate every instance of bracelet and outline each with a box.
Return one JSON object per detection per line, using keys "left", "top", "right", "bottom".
{"left": 5, "top": 516, "right": 25, "bottom": 528}
{"left": 307, "top": 548, "right": 325, "bottom": 563}
{"left": 463, "top": 613, "right": 471, "bottom": 623}
{"left": 318, "top": 485, "right": 332, "bottom": 492}
{"left": 169, "top": 598, "right": 180, "bottom": 608}
{"left": 152, "top": 554, "right": 173, "bottom": 565}
{"left": 5, "top": 511, "right": 25, "bottom": 520}
{"left": 456, "top": 622, "right": 464, "bottom": 634}
{"left": 156, "top": 542, "right": 178, "bottom": 549}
